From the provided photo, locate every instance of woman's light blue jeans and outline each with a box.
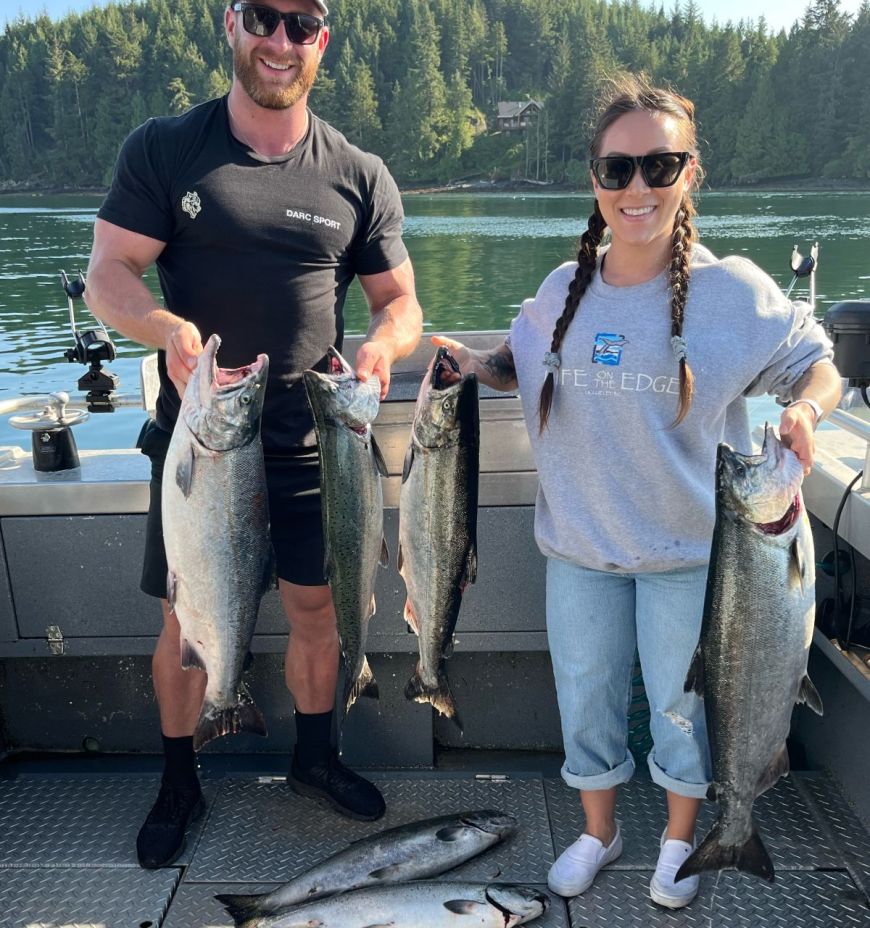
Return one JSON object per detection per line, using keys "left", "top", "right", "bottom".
{"left": 546, "top": 557, "right": 712, "bottom": 799}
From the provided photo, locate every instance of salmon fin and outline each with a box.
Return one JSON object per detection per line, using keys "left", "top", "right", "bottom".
{"left": 345, "top": 656, "right": 379, "bottom": 712}
{"left": 797, "top": 674, "right": 824, "bottom": 715}
{"left": 369, "top": 594, "right": 377, "bottom": 619}
{"left": 435, "top": 825, "right": 466, "bottom": 842}
{"left": 464, "top": 546, "right": 478, "bottom": 586}
{"left": 706, "top": 782, "right": 719, "bottom": 803}
{"left": 403, "top": 597, "right": 420, "bottom": 634}
{"left": 405, "top": 667, "right": 463, "bottom": 732}
{"left": 397, "top": 542, "right": 404, "bottom": 575}
{"left": 676, "top": 819, "right": 774, "bottom": 883}
{"left": 683, "top": 645, "right": 704, "bottom": 696}
{"left": 180, "top": 639, "right": 207, "bottom": 672}
{"left": 371, "top": 433, "right": 389, "bottom": 477}
{"left": 263, "top": 544, "right": 278, "bottom": 592}
{"left": 175, "top": 445, "right": 195, "bottom": 498}
{"left": 193, "top": 700, "right": 267, "bottom": 752}
{"left": 683, "top": 644, "right": 705, "bottom": 697}
{"left": 789, "top": 537, "right": 806, "bottom": 593}
{"left": 444, "top": 900, "right": 491, "bottom": 916}
{"left": 756, "top": 744, "right": 790, "bottom": 796}
{"left": 401, "top": 442, "right": 414, "bottom": 482}
{"left": 379, "top": 537, "right": 389, "bottom": 568}
{"left": 214, "top": 893, "right": 266, "bottom": 928}
{"left": 368, "top": 863, "right": 407, "bottom": 880}
{"left": 166, "top": 571, "right": 177, "bottom": 610}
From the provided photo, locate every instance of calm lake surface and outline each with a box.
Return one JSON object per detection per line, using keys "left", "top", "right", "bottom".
{"left": 0, "top": 190, "right": 867, "bottom": 449}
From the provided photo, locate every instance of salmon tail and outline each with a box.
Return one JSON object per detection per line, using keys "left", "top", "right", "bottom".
{"left": 676, "top": 819, "right": 774, "bottom": 883}
{"left": 405, "top": 667, "right": 463, "bottom": 732}
{"left": 214, "top": 893, "right": 266, "bottom": 928}
{"left": 345, "top": 655, "right": 379, "bottom": 713}
{"left": 193, "top": 700, "right": 267, "bottom": 751}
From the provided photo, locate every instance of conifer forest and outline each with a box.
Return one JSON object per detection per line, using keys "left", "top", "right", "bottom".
{"left": 0, "top": 0, "right": 868, "bottom": 189}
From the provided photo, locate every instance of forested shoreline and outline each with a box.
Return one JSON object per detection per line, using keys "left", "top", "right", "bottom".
{"left": 1, "top": 0, "right": 868, "bottom": 190}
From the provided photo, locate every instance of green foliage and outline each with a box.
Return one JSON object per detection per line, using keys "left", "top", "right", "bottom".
{"left": 0, "top": 0, "right": 865, "bottom": 188}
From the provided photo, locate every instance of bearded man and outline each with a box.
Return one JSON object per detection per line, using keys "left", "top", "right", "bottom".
{"left": 85, "top": 0, "right": 422, "bottom": 869}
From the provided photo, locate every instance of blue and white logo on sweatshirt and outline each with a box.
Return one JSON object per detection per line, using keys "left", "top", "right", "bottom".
{"left": 591, "top": 333, "right": 627, "bottom": 366}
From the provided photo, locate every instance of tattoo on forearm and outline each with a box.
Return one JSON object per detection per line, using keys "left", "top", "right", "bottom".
{"left": 482, "top": 347, "right": 516, "bottom": 383}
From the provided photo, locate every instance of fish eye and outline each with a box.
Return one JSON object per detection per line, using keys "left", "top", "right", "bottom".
{"left": 734, "top": 462, "right": 746, "bottom": 478}
{"left": 239, "top": 393, "right": 252, "bottom": 406}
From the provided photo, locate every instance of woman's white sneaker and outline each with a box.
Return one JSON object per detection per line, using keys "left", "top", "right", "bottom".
{"left": 649, "top": 830, "right": 699, "bottom": 908}
{"left": 547, "top": 825, "right": 623, "bottom": 897}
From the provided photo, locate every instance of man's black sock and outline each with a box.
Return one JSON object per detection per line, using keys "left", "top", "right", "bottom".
{"left": 293, "top": 709, "right": 333, "bottom": 769}
{"left": 161, "top": 734, "right": 199, "bottom": 790}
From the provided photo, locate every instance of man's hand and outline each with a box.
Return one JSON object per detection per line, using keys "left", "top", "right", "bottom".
{"left": 165, "top": 321, "right": 203, "bottom": 399}
{"left": 355, "top": 340, "right": 393, "bottom": 400}
{"left": 779, "top": 404, "right": 816, "bottom": 475}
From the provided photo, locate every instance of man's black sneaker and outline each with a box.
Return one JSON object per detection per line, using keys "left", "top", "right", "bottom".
{"left": 136, "top": 781, "right": 204, "bottom": 869}
{"left": 287, "top": 752, "right": 386, "bottom": 821}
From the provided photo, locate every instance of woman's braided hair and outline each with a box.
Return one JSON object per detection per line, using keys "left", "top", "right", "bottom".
{"left": 537, "top": 74, "right": 702, "bottom": 432}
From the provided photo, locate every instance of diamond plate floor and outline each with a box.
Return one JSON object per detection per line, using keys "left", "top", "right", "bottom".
{"left": 2, "top": 769, "right": 869, "bottom": 927}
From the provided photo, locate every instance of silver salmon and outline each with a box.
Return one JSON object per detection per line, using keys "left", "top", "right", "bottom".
{"left": 398, "top": 348, "right": 479, "bottom": 728}
{"left": 678, "top": 426, "right": 823, "bottom": 883}
{"left": 216, "top": 809, "right": 517, "bottom": 923}
{"left": 302, "top": 347, "right": 388, "bottom": 715}
{"left": 162, "top": 334, "right": 271, "bottom": 751}
{"left": 223, "top": 881, "right": 547, "bottom": 928}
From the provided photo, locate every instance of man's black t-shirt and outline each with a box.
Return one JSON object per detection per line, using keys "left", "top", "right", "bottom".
{"left": 98, "top": 96, "right": 408, "bottom": 452}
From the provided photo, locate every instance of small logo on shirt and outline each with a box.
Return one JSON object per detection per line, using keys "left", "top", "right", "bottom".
{"left": 592, "top": 333, "right": 627, "bottom": 366}
{"left": 181, "top": 191, "right": 201, "bottom": 220}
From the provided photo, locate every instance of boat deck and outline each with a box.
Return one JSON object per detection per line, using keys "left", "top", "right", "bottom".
{"left": 2, "top": 757, "right": 870, "bottom": 928}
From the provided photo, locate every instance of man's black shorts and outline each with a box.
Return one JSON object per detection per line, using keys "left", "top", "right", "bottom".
{"left": 138, "top": 421, "right": 327, "bottom": 598}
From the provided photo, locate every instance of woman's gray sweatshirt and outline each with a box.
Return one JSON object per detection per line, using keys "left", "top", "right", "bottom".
{"left": 509, "top": 243, "right": 835, "bottom": 573}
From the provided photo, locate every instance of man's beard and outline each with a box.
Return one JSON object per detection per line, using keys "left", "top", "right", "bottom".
{"left": 233, "top": 44, "right": 319, "bottom": 110}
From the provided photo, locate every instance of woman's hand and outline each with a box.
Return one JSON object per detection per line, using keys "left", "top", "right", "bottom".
{"left": 779, "top": 404, "right": 816, "bottom": 475}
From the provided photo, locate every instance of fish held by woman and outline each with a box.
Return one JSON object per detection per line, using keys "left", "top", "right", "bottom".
{"left": 398, "top": 347, "right": 480, "bottom": 728}
{"left": 678, "top": 425, "right": 823, "bottom": 883}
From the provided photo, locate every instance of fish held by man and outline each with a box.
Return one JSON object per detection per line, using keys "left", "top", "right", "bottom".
{"left": 162, "top": 333, "right": 272, "bottom": 751}
{"left": 216, "top": 809, "right": 517, "bottom": 924}
{"left": 302, "top": 347, "right": 388, "bottom": 716}
{"left": 678, "top": 425, "right": 823, "bottom": 883}
{"left": 398, "top": 347, "right": 480, "bottom": 728}
{"left": 220, "top": 881, "right": 547, "bottom": 928}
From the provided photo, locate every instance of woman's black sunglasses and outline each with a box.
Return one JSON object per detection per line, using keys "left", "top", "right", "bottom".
{"left": 231, "top": 3, "right": 325, "bottom": 45}
{"left": 590, "top": 152, "right": 691, "bottom": 190}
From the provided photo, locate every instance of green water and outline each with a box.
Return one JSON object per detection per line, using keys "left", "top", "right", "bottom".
{"left": 0, "top": 190, "right": 867, "bottom": 448}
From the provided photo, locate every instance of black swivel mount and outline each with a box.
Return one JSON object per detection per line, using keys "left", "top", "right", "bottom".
{"left": 61, "top": 269, "right": 120, "bottom": 412}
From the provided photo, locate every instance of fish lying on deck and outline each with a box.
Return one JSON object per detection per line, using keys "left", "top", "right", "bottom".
{"left": 678, "top": 425, "right": 823, "bottom": 883}
{"left": 398, "top": 347, "right": 480, "bottom": 728}
{"left": 221, "top": 881, "right": 547, "bottom": 928}
{"left": 162, "top": 334, "right": 271, "bottom": 751}
{"left": 303, "top": 347, "right": 388, "bottom": 715}
{"left": 216, "top": 809, "right": 517, "bottom": 923}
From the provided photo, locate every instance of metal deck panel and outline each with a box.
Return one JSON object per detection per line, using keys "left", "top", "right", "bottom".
{"left": 798, "top": 773, "right": 870, "bottom": 900}
{"left": 567, "top": 871, "right": 870, "bottom": 927}
{"left": 545, "top": 774, "right": 844, "bottom": 870}
{"left": 0, "top": 867, "right": 179, "bottom": 928}
{"left": 164, "top": 882, "right": 570, "bottom": 928}
{"left": 0, "top": 776, "right": 216, "bottom": 868}
{"left": 186, "top": 775, "right": 554, "bottom": 884}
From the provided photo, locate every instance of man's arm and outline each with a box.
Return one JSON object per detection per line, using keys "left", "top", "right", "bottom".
{"left": 779, "top": 361, "right": 843, "bottom": 474}
{"left": 356, "top": 257, "right": 423, "bottom": 399}
{"left": 86, "top": 218, "right": 202, "bottom": 397}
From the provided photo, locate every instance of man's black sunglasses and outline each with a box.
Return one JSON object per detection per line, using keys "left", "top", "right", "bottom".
{"left": 590, "top": 152, "right": 691, "bottom": 190}
{"left": 231, "top": 3, "right": 325, "bottom": 45}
